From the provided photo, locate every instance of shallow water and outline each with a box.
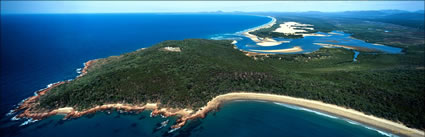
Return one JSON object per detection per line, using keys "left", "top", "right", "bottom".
{"left": 211, "top": 29, "right": 402, "bottom": 55}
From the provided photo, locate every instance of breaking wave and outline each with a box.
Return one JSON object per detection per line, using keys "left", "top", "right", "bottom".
{"left": 273, "top": 102, "right": 398, "bottom": 137}
{"left": 19, "top": 118, "right": 38, "bottom": 126}
{"left": 76, "top": 68, "right": 82, "bottom": 74}
{"left": 168, "top": 127, "right": 180, "bottom": 133}
{"left": 273, "top": 102, "right": 338, "bottom": 119}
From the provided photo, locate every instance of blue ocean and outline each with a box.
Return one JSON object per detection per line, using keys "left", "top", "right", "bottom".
{"left": 1, "top": 14, "right": 397, "bottom": 137}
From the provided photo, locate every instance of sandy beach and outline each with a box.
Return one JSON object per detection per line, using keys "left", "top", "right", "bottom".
{"left": 274, "top": 22, "right": 311, "bottom": 34}
{"left": 314, "top": 43, "right": 380, "bottom": 52}
{"left": 273, "top": 22, "right": 328, "bottom": 38}
{"left": 256, "top": 37, "right": 290, "bottom": 46}
{"left": 241, "top": 18, "right": 327, "bottom": 48}
{"left": 180, "top": 92, "right": 424, "bottom": 137}
{"left": 302, "top": 33, "right": 328, "bottom": 37}
{"left": 314, "top": 43, "right": 357, "bottom": 49}
{"left": 54, "top": 107, "right": 74, "bottom": 114}
{"left": 242, "top": 16, "right": 289, "bottom": 47}
{"left": 250, "top": 46, "right": 303, "bottom": 53}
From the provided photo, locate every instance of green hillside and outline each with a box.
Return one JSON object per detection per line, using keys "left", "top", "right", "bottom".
{"left": 36, "top": 39, "right": 424, "bottom": 129}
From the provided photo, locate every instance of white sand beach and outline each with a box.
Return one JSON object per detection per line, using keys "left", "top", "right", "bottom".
{"left": 249, "top": 46, "right": 303, "bottom": 53}
{"left": 185, "top": 92, "right": 424, "bottom": 137}
{"left": 242, "top": 16, "right": 289, "bottom": 47}
{"left": 256, "top": 37, "right": 290, "bottom": 46}
{"left": 274, "top": 22, "right": 311, "bottom": 34}
{"left": 273, "top": 22, "right": 327, "bottom": 38}
{"left": 314, "top": 43, "right": 356, "bottom": 49}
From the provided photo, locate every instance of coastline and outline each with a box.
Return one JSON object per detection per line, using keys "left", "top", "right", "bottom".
{"left": 239, "top": 16, "right": 276, "bottom": 34}
{"left": 11, "top": 59, "right": 98, "bottom": 120}
{"left": 240, "top": 16, "right": 291, "bottom": 47}
{"left": 7, "top": 15, "right": 422, "bottom": 137}
{"left": 174, "top": 92, "right": 424, "bottom": 137}
{"left": 12, "top": 88, "right": 424, "bottom": 137}
{"left": 314, "top": 43, "right": 381, "bottom": 52}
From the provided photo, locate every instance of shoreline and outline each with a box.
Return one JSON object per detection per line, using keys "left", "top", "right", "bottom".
{"left": 249, "top": 46, "right": 303, "bottom": 53}
{"left": 175, "top": 92, "right": 424, "bottom": 137}
{"left": 239, "top": 16, "right": 276, "bottom": 34}
{"left": 8, "top": 59, "right": 424, "bottom": 137}
{"left": 314, "top": 43, "right": 381, "bottom": 52}
{"left": 12, "top": 91, "right": 424, "bottom": 136}
{"left": 240, "top": 16, "right": 291, "bottom": 47}
{"left": 11, "top": 59, "right": 98, "bottom": 120}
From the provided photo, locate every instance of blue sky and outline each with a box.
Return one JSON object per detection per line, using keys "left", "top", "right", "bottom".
{"left": 1, "top": 1, "right": 424, "bottom": 14}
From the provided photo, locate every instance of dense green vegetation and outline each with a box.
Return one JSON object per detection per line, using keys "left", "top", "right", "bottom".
{"left": 373, "top": 13, "right": 425, "bottom": 30}
{"left": 37, "top": 39, "right": 424, "bottom": 129}
{"left": 250, "top": 12, "right": 424, "bottom": 129}
{"left": 37, "top": 13, "right": 424, "bottom": 129}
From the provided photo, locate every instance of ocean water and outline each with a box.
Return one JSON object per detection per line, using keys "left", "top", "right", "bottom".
{"left": 189, "top": 101, "right": 395, "bottom": 137}
{"left": 0, "top": 13, "right": 270, "bottom": 113}
{"left": 1, "top": 13, "right": 396, "bottom": 137}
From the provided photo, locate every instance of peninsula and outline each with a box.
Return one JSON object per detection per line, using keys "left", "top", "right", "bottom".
{"left": 11, "top": 38, "right": 424, "bottom": 136}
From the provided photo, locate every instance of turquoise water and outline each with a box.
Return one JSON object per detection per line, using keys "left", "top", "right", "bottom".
{"left": 216, "top": 30, "right": 402, "bottom": 55}
{"left": 211, "top": 21, "right": 402, "bottom": 61}
{"left": 1, "top": 14, "right": 399, "bottom": 137}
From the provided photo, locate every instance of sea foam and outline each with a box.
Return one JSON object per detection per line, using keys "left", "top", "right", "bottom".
{"left": 168, "top": 127, "right": 180, "bottom": 133}
{"left": 19, "top": 118, "right": 38, "bottom": 126}
{"left": 6, "top": 108, "right": 17, "bottom": 116}
{"left": 11, "top": 115, "right": 21, "bottom": 121}
{"left": 273, "top": 102, "right": 398, "bottom": 137}
{"left": 273, "top": 102, "right": 338, "bottom": 119}
{"left": 363, "top": 125, "right": 399, "bottom": 137}
{"left": 76, "top": 68, "right": 82, "bottom": 74}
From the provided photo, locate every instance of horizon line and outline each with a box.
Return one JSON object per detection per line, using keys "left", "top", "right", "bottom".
{"left": 2, "top": 9, "right": 424, "bottom": 15}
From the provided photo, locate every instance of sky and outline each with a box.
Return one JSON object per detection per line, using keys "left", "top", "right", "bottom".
{"left": 1, "top": 1, "right": 424, "bottom": 14}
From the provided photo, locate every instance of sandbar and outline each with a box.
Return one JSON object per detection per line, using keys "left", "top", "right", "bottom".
{"left": 242, "top": 16, "right": 289, "bottom": 47}
{"left": 314, "top": 43, "right": 380, "bottom": 52}
{"left": 249, "top": 46, "right": 303, "bottom": 53}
